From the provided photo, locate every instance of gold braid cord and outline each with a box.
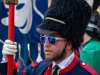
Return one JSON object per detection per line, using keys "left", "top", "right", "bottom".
{"left": 2, "top": 0, "right": 18, "bottom": 4}
{"left": 16, "top": 44, "right": 26, "bottom": 68}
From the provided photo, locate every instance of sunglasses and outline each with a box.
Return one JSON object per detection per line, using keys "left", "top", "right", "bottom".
{"left": 40, "top": 36, "right": 65, "bottom": 44}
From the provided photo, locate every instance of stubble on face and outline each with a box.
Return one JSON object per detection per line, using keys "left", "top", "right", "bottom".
{"left": 45, "top": 48, "right": 64, "bottom": 61}
{"left": 44, "top": 41, "right": 67, "bottom": 62}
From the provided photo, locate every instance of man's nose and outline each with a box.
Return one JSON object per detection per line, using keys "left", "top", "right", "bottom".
{"left": 44, "top": 39, "right": 51, "bottom": 46}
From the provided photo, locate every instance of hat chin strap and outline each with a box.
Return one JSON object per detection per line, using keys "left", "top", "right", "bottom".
{"left": 59, "top": 42, "right": 68, "bottom": 60}
{"left": 53, "top": 42, "right": 68, "bottom": 62}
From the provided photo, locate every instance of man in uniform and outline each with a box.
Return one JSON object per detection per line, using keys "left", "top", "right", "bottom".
{"left": 0, "top": 0, "right": 98, "bottom": 75}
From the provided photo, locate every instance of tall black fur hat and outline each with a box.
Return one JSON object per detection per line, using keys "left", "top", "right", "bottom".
{"left": 37, "top": 0, "right": 91, "bottom": 49}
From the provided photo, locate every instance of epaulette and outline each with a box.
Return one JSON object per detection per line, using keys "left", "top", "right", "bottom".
{"left": 80, "top": 62, "right": 98, "bottom": 75}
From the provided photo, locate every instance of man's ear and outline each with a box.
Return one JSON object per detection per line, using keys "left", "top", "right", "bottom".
{"left": 66, "top": 42, "right": 72, "bottom": 50}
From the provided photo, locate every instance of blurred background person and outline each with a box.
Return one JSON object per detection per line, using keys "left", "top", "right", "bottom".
{"left": 80, "top": 9, "right": 100, "bottom": 74}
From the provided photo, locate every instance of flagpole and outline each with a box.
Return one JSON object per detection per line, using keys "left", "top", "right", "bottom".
{"left": 2, "top": 0, "right": 18, "bottom": 75}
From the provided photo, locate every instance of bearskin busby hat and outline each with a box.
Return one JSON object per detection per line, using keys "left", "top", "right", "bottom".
{"left": 86, "top": 11, "right": 100, "bottom": 39}
{"left": 37, "top": 0, "right": 91, "bottom": 49}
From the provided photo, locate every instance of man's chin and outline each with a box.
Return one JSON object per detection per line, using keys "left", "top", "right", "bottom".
{"left": 45, "top": 57, "right": 53, "bottom": 61}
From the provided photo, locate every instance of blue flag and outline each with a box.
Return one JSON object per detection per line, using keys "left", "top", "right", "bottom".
{"left": 0, "top": 0, "right": 8, "bottom": 61}
{"left": 28, "top": 0, "right": 48, "bottom": 63}
{"left": 0, "top": 0, "right": 48, "bottom": 68}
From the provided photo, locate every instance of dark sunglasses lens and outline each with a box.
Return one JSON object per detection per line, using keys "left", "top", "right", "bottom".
{"left": 40, "top": 37, "right": 46, "bottom": 44}
{"left": 48, "top": 37, "right": 56, "bottom": 44}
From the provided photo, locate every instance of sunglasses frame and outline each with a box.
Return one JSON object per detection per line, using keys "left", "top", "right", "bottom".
{"left": 40, "top": 36, "right": 65, "bottom": 44}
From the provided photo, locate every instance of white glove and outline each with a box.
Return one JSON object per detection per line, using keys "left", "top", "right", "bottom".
{"left": 1, "top": 40, "right": 17, "bottom": 63}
